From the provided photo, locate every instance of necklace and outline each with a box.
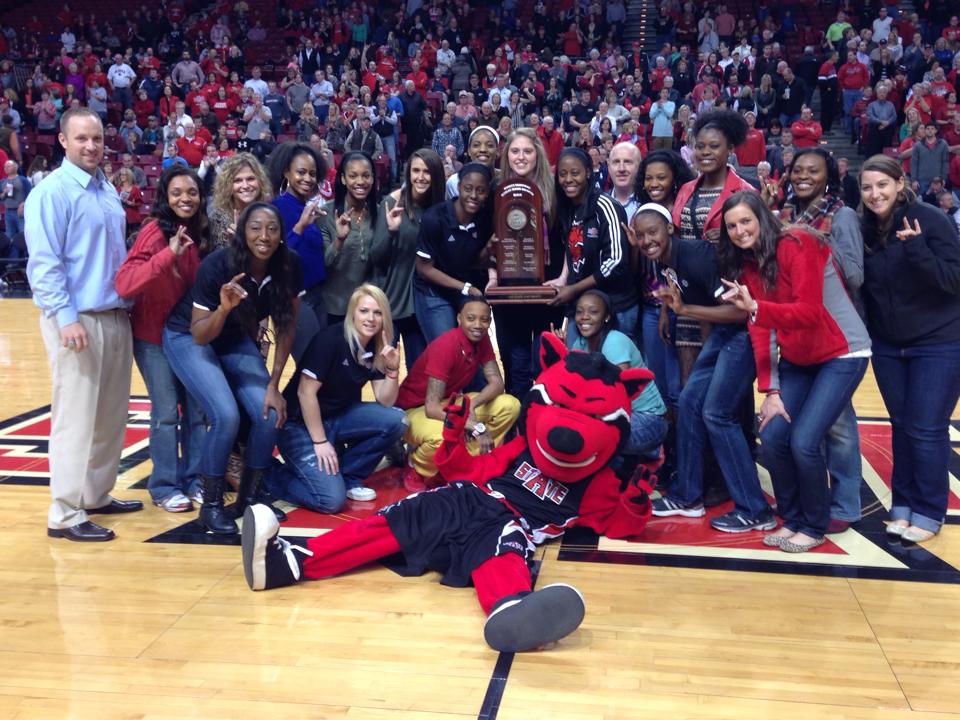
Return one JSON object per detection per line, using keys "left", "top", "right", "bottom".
{"left": 348, "top": 203, "right": 366, "bottom": 224}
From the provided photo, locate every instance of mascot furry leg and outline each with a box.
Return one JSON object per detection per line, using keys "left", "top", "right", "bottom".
{"left": 242, "top": 504, "right": 584, "bottom": 652}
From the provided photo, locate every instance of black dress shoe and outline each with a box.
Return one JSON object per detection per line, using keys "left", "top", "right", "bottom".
{"left": 48, "top": 521, "right": 116, "bottom": 542}
{"left": 87, "top": 499, "right": 144, "bottom": 515}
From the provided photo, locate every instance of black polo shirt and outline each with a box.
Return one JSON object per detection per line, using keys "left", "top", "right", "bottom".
{"left": 413, "top": 199, "right": 490, "bottom": 305}
{"left": 283, "top": 323, "right": 385, "bottom": 420}
{"left": 166, "top": 247, "right": 303, "bottom": 347}
{"left": 665, "top": 239, "right": 725, "bottom": 307}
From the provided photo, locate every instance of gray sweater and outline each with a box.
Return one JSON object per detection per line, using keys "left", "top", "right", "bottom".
{"left": 911, "top": 139, "right": 949, "bottom": 187}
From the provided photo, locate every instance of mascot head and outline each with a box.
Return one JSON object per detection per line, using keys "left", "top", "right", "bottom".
{"left": 519, "top": 333, "right": 653, "bottom": 484}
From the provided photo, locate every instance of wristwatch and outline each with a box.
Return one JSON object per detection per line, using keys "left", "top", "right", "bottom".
{"left": 471, "top": 422, "right": 487, "bottom": 438}
{"left": 461, "top": 282, "right": 472, "bottom": 296}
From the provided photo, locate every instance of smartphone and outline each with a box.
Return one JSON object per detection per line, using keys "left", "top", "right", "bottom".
{"left": 661, "top": 267, "right": 682, "bottom": 293}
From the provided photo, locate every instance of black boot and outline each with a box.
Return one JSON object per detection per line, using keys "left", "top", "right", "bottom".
{"left": 229, "top": 468, "right": 287, "bottom": 522}
{"left": 199, "top": 475, "right": 239, "bottom": 535}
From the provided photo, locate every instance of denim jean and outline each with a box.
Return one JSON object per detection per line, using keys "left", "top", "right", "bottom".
{"left": 673, "top": 324, "right": 769, "bottom": 518}
{"left": 4, "top": 210, "right": 23, "bottom": 239}
{"left": 163, "top": 329, "right": 280, "bottom": 478}
{"left": 872, "top": 339, "right": 960, "bottom": 533}
{"left": 382, "top": 133, "right": 398, "bottom": 183}
{"left": 493, "top": 304, "right": 562, "bottom": 397}
{"left": 760, "top": 357, "right": 868, "bottom": 540}
{"left": 134, "top": 339, "right": 205, "bottom": 501}
{"left": 826, "top": 401, "right": 863, "bottom": 522}
{"left": 624, "top": 411, "right": 668, "bottom": 457}
{"left": 841, "top": 89, "right": 863, "bottom": 134}
{"left": 112, "top": 86, "right": 133, "bottom": 110}
{"left": 265, "top": 403, "right": 408, "bottom": 513}
{"left": 414, "top": 286, "right": 458, "bottom": 343}
{"left": 642, "top": 305, "right": 680, "bottom": 408}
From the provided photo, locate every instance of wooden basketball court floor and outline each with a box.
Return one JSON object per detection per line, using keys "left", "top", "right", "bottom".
{"left": 1, "top": 296, "right": 960, "bottom": 720}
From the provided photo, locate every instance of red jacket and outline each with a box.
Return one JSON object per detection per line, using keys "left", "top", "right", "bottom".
{"left": 735, "top": 128, "right": 767, "bottom": 166}
{"left": 838, "top": 62, "right": 870, "bottom": 90}
{"left": 741, "top": 229, "right": 871, "bottom": 392}
{"left": 115, "top": 220, "right": 201, "bottom": 344}
{"left": 537, "top": 126, "right": 565, "bottom": 169}
{"left": 791, "top": 119, "right": 823, "bottom": 148}
{"left": 672, "top": 168, "right": 756, "bottom": 238}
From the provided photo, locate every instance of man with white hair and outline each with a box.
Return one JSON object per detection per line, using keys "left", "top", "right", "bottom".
{"left": 606, "top": 142, "right": 642, "bottom": 221}
{"left": 536, "top": 114, "right": 564, "bottom": 169}
{"left": 436, "top": 40, "right": 456, "bottom": 75}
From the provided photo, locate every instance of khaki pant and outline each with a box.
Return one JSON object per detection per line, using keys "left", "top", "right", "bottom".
{"left": 40, "top": 309, "right": 133, "bottom": 529}
{"left": 651, "top": 136, "right": 674, "bottom": 151}
{"left": 404, "top": 393, "right": 521, "bottom": 478}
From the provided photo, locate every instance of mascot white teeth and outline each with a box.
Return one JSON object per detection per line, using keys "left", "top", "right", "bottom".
{"left": 242, "top": 333, "right": 657, "bottom": 652}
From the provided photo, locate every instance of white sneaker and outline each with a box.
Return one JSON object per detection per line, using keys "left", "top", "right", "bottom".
{"left": 346, "top": 486, "right": 377, "bottom": 502}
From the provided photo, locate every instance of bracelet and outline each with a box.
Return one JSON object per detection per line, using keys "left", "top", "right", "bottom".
{"left": 461, "top": 282, "right": 472, "bottom": 296}
{"left": 312, "top": 439, "right": 329, "bottom": 445}
{"left": 385, "top": 371, "right": 399, "bottom": 379}
{"left": 765, "top": 390, "right": 780, "bottom": 397}
{"left": 385, "top": 365, "right": 400, "bottom": 372}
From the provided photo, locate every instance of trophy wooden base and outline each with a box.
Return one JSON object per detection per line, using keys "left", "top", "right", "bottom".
{"left": 486, "top": 286, "right": 558, "bottom": 305}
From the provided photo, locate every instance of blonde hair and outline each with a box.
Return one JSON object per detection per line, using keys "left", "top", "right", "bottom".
{"left": 343, "top": 284, "right": 394, "bottom": 371}
{"left": 499, "top": 127, "right": 556, "bottom": 225}
{"left": 211, "top": 153, "right": 273, "bottom": 213}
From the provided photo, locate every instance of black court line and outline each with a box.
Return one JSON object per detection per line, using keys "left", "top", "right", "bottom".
{"left": 476, "top": 560, "right": 541, "bottom": 720}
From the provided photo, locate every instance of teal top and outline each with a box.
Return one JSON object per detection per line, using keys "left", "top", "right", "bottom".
{"left": 570, "top": 329, "right": 667, "bottom": 416}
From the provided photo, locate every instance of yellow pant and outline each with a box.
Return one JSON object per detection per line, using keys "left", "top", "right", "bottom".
{"left": 404, "top": 393, "right": 521, "bottom": 478}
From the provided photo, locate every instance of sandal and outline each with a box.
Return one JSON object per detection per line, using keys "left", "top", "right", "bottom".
{"left": 154, "top": 492, "right": 193, "bottom": 513}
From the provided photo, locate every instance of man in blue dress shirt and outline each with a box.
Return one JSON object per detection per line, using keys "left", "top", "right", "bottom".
{"left": 25, "top": 107, "right": 141, "bottom": 542}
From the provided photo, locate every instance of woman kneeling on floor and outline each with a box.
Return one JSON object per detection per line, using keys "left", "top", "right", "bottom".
{"left": 264, "top": 284, "right": 408, "bottom": 511}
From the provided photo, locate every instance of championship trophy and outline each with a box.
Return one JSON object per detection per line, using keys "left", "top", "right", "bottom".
{"left": 486, "top": 178, "right": 557, "bottom": 305}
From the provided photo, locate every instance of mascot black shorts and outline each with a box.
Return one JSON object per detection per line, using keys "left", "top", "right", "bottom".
{"left": 381, "top": 482, "right": 535, "bottom": 587}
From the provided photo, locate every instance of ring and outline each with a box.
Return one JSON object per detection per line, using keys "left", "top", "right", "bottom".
{"left": 68, "top": 339, "right": 77, "bottom": 346}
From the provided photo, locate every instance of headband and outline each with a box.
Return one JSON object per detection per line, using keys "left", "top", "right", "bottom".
{"left": 635, "top": 203, "right": 673, "bottom": 225}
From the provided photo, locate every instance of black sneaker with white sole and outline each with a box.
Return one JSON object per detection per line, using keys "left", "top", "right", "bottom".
{"left": 242, "top": 504, "right": 313, "bottom": 591}
{"left": 651, "top": 496, "right": 706, "bottom": 517}
{"left": 710, "top": 509, "right": 777, "bottom": 533}
{"left": 483, "top": 584, "right": 586, "bottom": 653}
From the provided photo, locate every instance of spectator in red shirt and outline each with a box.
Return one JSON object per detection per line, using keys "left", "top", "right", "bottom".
{"left": 736, "top": 111, "right": 767, "bottom": 172}
{"left": 536, "top": 115, "right": 564, "bottom": 170}
{"left": 906, "top": 83, "right": 939, "bottom": 125}
{"left": 838, "top": 50, "right": 870, "bottom": 136}
{"left": 406, "top": 60, "right": 429, "bottom": 94}
{"left": 175, "top": 121, "right": 211, "bottom": 167}
{"left": 133, "top": 89, "right": 155, "bottom": 128}
{"left": 791, "top": 106, "right": 823, "bottom": 148}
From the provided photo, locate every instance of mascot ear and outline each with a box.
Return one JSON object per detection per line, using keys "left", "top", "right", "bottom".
{"left": 539, "top": 331, "right": 568, "bottom": 369}
{"left": 620, "top": 367, "right": 655, "bottom": 401}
